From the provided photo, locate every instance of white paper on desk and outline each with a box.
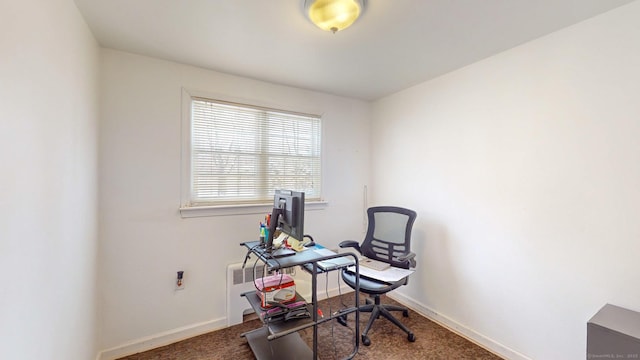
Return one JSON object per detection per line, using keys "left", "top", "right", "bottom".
{"left": 346, "top": 265, "right": 414, "bottom": 283}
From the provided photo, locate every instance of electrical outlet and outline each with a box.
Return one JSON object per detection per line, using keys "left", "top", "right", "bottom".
{"left": 175, "top": 271, "right": 185, "bottom": 291}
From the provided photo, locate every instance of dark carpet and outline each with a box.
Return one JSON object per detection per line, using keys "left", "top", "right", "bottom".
{"left": 118, "top": 293, "right": 503, "bottom": 360}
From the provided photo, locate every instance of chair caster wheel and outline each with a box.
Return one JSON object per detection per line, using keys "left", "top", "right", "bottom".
{"left": 403, "top": 310, "right": 409, "bottom": 317}
{"left": 362, "top": 335, "right": 371, "bottom": 346}
{"left": 336, "top": 314, "right": 348, "bottom": 327}
{"left": 408, "top": 332, "right": 416, "bottom": 342}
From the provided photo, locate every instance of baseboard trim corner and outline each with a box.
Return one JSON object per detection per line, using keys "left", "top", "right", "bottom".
{"left": 388, "top": 292, "right": 531, "bottom": 360}
{"left": 98, "top": 317, "right": 226, "bottom": 360}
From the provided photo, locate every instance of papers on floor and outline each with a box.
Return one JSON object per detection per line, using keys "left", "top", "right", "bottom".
{"left": 346, "top": 265, "right": 414, "bottom": 283}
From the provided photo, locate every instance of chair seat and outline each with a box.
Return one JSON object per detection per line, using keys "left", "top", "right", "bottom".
{"left": 341, "top": 269, "right": 408, "bottom": 295}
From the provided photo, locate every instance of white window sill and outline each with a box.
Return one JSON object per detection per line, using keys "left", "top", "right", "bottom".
{"left": 179, "top": 200, "right": 328, "bottom": 218}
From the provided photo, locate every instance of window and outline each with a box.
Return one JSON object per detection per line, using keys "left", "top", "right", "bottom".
{"left": 184, "top": 96, "right": 322, "bottom": 208}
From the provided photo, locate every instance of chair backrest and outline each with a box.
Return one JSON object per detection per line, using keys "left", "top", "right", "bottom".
{"left": 360, "top": 206, "right": 417, "bottom": 269}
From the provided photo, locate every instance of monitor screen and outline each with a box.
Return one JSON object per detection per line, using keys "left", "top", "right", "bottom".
{"left": 265, "top": 189, "right": 305, "bottom": 250}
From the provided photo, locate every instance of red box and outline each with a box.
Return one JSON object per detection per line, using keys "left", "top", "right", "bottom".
{"left": 254, "top": 274, "right": 296, "bottom": 308}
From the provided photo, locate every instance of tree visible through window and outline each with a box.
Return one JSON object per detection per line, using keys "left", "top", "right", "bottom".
{"left": 188, "top": 97, "right": 322, "bottom": 206}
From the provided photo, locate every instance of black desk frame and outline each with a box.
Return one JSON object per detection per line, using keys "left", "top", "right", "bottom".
{"left": 240, "top": 241, "right": 360, "bottom": 360}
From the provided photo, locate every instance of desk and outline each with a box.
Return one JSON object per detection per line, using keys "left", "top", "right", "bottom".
{"left": 239, "top": 241, "right": 360, "bottom": 360}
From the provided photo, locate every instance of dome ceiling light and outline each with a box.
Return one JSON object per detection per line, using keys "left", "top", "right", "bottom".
{"left": 304, "top": 0, "right": 366, "bottom": 34}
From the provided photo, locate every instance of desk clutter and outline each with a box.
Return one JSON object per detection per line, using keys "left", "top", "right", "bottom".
{"left": 254, "top": 273, "right": 311, "bottom": 323}
{"left": 254, "top": 273, "right": 296, "bottom": 308}
{"left": 261, "top": 300, "right": 311, "bottom": 323}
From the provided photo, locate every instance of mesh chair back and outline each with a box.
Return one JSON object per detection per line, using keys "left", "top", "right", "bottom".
{"left": 360, "top": 206, "right": 417, "bottom": 269}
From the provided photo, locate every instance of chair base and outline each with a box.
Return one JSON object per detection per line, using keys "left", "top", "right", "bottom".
{"left": 337, "top": 295, "right": 416, "bottom": 346}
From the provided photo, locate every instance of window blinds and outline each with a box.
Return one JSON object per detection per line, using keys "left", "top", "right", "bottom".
{"left": 190, "top": 98, "right": 322, "bottom": 206}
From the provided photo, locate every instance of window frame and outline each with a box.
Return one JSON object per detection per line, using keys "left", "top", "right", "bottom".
{"left": 179, "top": 88, "right": 327, "bottom": 218}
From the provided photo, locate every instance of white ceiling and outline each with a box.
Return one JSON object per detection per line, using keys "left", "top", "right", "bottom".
{"left": 74, "top": 0, "right": 635, "bottom": 101}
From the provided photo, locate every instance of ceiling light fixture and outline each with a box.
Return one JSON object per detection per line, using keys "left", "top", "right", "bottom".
{"left": 304, "top": 0, "right": 366, "bottom": 34}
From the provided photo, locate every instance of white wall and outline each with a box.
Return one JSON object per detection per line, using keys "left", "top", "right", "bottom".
{"left": 98, "top": 50, "right": 370, "bottom": 354}
{"left": 372, "top": 2, "right": 640, "bottom": 359}
{"left": 0, "top": 0, "right": 100, "bottom": 359}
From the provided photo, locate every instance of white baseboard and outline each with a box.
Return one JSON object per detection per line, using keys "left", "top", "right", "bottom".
{"left": 98, "top": 317, "right": 227, "bottom": 360}
{"left": 97, "top": 284, "right": 353, "bottom": 360}
{"left": 97, "top": 287, "right": 526, "bottom": 360}
{"left": 388, "top": 292, "right": 532, "bottom": 360}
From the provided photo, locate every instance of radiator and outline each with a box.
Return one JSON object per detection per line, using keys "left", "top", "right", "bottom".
{"left": 226, "top": 262, "right": 298, "bottom": 326}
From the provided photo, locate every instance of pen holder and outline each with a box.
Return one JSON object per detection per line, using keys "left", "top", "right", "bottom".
{"left": 259, "top": 226, "right": 266, "bottom": 244}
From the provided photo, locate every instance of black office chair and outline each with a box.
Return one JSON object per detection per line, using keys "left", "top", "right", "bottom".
{"left": 339, "top": 206, "right": 418, "bottom": 346}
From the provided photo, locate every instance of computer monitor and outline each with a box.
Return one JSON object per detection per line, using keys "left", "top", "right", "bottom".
{"left": 265, "top": 189, "right": 305, "bottom": 252}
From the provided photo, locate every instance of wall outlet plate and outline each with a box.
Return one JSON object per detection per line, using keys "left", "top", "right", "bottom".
{"left": 175, "top": 270, "right": 185, "bottom": 290}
